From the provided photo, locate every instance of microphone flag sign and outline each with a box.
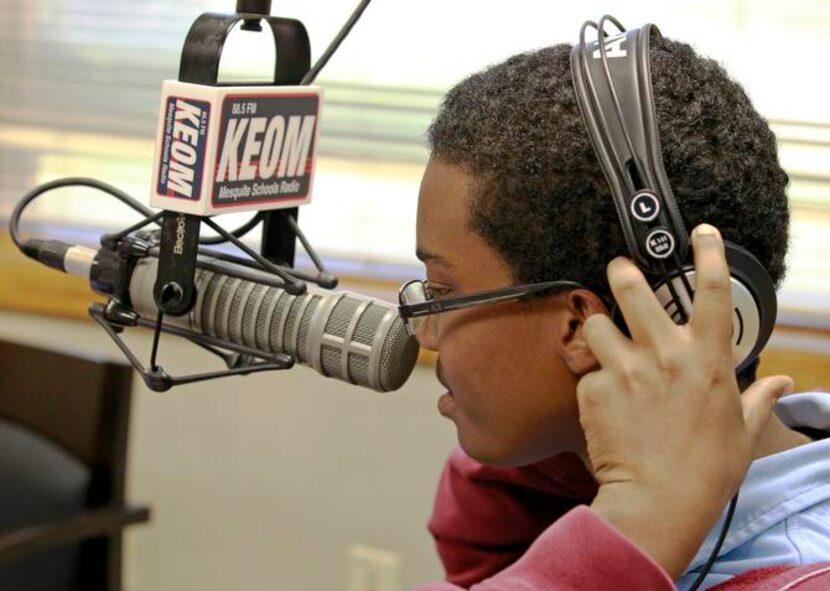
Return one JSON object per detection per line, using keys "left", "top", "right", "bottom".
{"left": 151, "top": 81, "right": 323, "bottom": 215}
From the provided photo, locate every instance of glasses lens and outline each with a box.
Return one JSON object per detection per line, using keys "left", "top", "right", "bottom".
{"left": 400, "top": 280, "right": 427, "bottom": 307}
{"left": 400, "top": 280, "right": 428, "bottom": 336}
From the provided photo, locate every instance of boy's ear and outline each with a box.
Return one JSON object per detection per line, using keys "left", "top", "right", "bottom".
{"left": 555, "top": 290, "right": 611, "bottom": 376}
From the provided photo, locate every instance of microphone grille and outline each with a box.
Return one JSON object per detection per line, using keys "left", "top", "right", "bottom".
{"left": 353, "top": 305, "right": 389, "bottom": 345}
{"left": 379, "top": 316, "right": 420, "bottom": 391}
{"left": 215, "top": 277, "right": 240, "bottom": 338}
{"left": 324, "top": 296, "right": 360, "bottom": 337}
{"left": 254, "top": 287, "right": 279, "bottom": 349}
{"left": 321, "top": 345, "right": 343, "bottom": 379}
{"left": 313, "top": 293, "right": 418, "bottom": 391}
{"left": 295, "top": 295, "right": 321, "bottom": 363}
{"left": 228, "top": 281, "right": 249, "bottom": 343}
{"left": 343, "top": 302, "right": 387, "bottom": 386}
{"left": 283, "top": 296, "right": 304, "bottom": 356}
{"left": 244, "top": 284, "right": 268, "bottom": 348}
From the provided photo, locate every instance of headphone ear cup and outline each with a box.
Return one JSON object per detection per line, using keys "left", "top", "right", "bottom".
{"left": 647, "top": 241, "right": 776, "bottom": 373}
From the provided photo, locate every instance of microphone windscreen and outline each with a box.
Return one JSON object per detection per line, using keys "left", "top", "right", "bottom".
{"left": 129, "top": 258, "right": 420, "bottom": 392}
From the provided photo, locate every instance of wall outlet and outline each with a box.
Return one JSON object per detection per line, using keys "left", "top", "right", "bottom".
{"left": 347, "top": 543, "right": 402, "bottom": 591}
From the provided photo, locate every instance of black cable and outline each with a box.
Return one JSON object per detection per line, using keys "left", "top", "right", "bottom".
{"left": 658, "top": 259, "right": 689, "bottom": 324}
{"left": 687, "top": 491, "right": 739, "bottom": 591}
{"left": 578, "top": 21, "right": 630, "bottom": 190}
{"left": 9, "top": 177, "right": 155, "bottom": 250}
{"left": 673, "top": 250, "right": 696, "bottom": 305}
{"left": 596, "top": 15, "right": 642, "bottom": 176}
{"left": 9, "top": 178, "right": 267, "bottom": 252}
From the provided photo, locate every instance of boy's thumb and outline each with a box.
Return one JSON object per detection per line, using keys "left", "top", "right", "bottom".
{"left": 741, "top": 375, "right": 795, "bottom": 446}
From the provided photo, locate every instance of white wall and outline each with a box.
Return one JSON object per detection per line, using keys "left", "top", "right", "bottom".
{"left": 0, "top": 309, "right": 456, "bottom": 591}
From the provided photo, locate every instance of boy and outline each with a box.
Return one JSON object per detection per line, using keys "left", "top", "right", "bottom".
{"left": 406, "top": 31, "right": 830, "bottom": 590}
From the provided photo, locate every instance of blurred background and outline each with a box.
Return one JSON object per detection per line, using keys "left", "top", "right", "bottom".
{"left": 0, "top": 1, "right": 828, "bottom": 590}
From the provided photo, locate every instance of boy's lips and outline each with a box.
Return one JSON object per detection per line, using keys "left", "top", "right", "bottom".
{"left": 438, "top": 391, "right": 456, "bottom": 416}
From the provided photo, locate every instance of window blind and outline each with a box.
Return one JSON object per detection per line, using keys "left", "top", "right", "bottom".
{"left": 0, "top": 0, "right": 828, "bottom": 314}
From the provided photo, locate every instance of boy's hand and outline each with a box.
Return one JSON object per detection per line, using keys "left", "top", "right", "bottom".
{"left": 578, "top": 224, "right": 793, "bottom": 578}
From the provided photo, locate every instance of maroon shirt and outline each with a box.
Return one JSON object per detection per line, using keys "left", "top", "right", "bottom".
{"left": 414, "top": 447, "right": 830, "bottom": 590}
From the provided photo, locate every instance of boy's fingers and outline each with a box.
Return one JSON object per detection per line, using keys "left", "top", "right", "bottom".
{"left": 741, "top": 375, "right": 795, "bottom": 447}
{"left": 582, "top": 313, "right": 631, "bottom": 370}
{"left": 607, "top": 257, "right": 675, "bottom": 346}
{"left": 690, "top": 224, "right": 734, "bottom": 349}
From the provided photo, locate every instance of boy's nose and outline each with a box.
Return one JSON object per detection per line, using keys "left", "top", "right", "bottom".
{"left": 414, "top": 316, "right": 438, "bottom": 351}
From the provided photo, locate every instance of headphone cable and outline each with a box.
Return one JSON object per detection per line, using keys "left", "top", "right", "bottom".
{"left": 687, "top": 491, "right": 739, "bottom": 591}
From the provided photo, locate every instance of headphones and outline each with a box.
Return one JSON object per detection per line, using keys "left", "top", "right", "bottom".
{"left": 570, "top": 16, "right": 777, "bottom": 373}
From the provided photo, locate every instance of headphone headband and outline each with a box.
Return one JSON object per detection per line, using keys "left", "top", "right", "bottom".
{"left": 570, "top": 18, "right": 688, "bottom": 275}
{"left": 569, "top": 16, "right": 778, "bottom": 373}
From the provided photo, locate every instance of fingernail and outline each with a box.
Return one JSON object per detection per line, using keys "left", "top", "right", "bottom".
{"left": 694, "top": 224, "right": 719, "bottom": 247}
{"left": 607, "top": 256, "right": 626, "bottom": 271}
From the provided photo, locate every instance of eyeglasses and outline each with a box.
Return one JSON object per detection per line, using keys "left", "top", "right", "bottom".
{"left": 397, "top": 279, "right": 585, "bottom": 337}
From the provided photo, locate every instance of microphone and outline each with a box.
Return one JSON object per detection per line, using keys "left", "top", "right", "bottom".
{"left": 130, "top": 257, "right": 419, "bottom": 392}
{"left": 27, "top": 240, "right": 420, "bottom": 393}
{"left": 12, "top": 2, "right": 394, "bottom": 393}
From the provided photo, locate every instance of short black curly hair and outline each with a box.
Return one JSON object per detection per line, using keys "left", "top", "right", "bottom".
{"left": 427, "top": 36, "right": 790, "bottom": 386}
